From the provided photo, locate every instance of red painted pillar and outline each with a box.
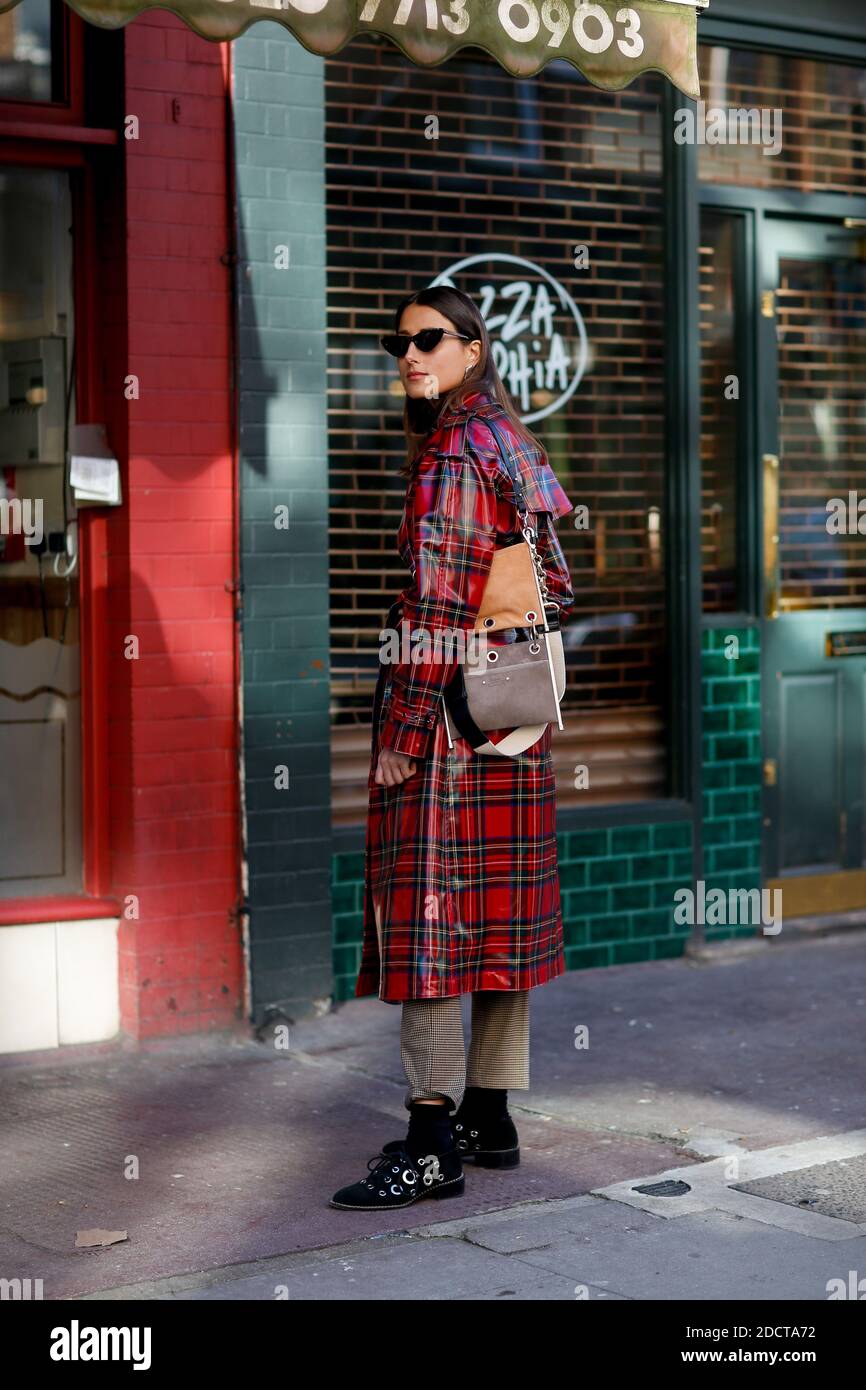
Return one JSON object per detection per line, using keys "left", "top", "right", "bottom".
{"left": 111, "top": 13, "right": 242, "bottom": 1038}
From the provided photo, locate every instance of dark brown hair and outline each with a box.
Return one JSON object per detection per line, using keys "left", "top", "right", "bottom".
{"left": 391, "top": 286, "right": 546, "bottom": 478}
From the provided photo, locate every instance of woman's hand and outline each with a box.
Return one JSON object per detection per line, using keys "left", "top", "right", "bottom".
{"left": 375, "top": 747, "right": 418, "bottom": 787}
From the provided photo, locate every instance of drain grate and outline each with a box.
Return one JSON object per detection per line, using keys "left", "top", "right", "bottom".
{"left": 631, "top": 1179, "right": 692, "bottom": 1197}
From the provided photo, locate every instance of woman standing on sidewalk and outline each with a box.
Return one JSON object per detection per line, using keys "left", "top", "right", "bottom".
{"left": 330, "top": 286, "right": 574, "bottom": 1211}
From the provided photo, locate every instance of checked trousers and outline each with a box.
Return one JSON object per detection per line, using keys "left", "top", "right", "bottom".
{"left": 400, "top": 989, "right": 530, "bottom": 1112}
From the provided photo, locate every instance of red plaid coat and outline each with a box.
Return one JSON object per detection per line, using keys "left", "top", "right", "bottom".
{"left": 356, "top": 389, "right": 575, "bottom": 1003}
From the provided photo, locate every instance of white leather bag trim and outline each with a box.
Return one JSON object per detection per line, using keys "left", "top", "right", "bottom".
{"left": 473, "top": 724, "right": 548, "bottom": 757}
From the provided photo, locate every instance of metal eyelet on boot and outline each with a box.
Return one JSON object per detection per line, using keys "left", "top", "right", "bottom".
{"left": 331, "top": 1143, "right": 462, "bottom": 1211}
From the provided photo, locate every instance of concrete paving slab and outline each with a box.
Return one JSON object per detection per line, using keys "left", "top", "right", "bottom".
{"left": 512, "top": 1207, "right": 866, "bottom": 1301}
{"left": 75, "top": 1226, "right": 616, "bottom": 1303}
{"left": 418, "top": 1194, "right": 664, "bottom": 1254}
{"left": 158, "top": 1237, "right": 587, "bottom": 1302}
{"left": 733, "top": 1153, "right": 866, "bottom": 1225}
{"left": 79, "top": 1192, "right": 866, "bottom": 1303}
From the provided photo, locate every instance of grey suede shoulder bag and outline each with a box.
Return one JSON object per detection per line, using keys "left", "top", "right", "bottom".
{"left": 442, "top": 415, "right": 566, "bottom": 758}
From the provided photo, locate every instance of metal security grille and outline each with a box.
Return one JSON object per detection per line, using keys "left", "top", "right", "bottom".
{"left": 699, "top": 210, "right": 741, "bottom": 613}
{"left": 697, "top": 46, "right": 866, "bottom": 196}
{"left": 325, "top": 37, "right": 669, "bottom": 824}
{"left": 777, "top": 253, "right": 866, "bottom": 609}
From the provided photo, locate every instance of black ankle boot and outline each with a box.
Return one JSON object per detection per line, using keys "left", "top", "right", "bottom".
{"left": 453, "top": 1088, "right": 520, "bottom": 1168}
{"left": 331, "top": 1103, "right": 464, "bottom": 1211}
{"left": 382, "top": 1092, "right": 521, "bottom": 1169}
{"left": 329, "top": 1141, "right": 463, "bottom": 1211}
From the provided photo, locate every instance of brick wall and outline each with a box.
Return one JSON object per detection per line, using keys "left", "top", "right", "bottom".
{"left": 233, "top": 25, "right": 333, "bottom": 1023}
{"left": 112, "top": 14, "right": 242, "bottom": 1037}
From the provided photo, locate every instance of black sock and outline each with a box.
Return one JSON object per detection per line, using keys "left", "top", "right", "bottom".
{"left": 405, "top": 1100, "right": 454, "bottom": 1158}
{"left": 461, "top": 1086, "right": 508, "bottom": 1120}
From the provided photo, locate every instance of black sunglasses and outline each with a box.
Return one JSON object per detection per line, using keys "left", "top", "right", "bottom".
{"left": 380, "top": 328, "right": 471, "bottom": 358}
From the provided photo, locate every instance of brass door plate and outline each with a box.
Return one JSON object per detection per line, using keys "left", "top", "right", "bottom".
{"left": 765, "top": 870, "right": 866, "bottom": 918}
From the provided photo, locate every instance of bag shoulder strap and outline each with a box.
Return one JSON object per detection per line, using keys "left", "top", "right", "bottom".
{"left": 434, "top": 406, "right": 553, "bottom": 598}
{"left": 467, "top": 410, "right": 557, "bottom": 613}
{"left": 466, "top": 410, "right": 531, "bottom": 518}
{"left": 434, "top": 406, "right": 531, "bottom": 516}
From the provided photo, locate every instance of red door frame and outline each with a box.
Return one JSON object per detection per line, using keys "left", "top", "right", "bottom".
{"left": 0, "top": 13, "right": 119, "bottom": 925}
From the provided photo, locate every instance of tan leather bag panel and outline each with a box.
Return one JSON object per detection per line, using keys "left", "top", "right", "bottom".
{"left": 474, "top": 541, "right": 542, "bottom": 633}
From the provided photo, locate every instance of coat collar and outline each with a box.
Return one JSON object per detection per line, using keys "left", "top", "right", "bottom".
{"left": 430, "top": 389, "right": 573, "bottom": 521}
{"left": 437, "top": 387, "right": 489, "bottom": 422}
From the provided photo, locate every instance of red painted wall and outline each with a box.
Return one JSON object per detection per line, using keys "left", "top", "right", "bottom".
{"left": 110, "top": 14, "right": 242, "bottom": 1038}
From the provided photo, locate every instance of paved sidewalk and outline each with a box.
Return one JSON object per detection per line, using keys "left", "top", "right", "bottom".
{"left": 1, "top": 929, "right": 865, "bottom": 1301}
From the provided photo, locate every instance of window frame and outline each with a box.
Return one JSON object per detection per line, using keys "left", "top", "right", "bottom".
{"left": 697, "top": 204, "right": 759, "bottom": 620}
{"left": 0, "top": 11, "right": 118, "bottom": 923}
{"left": 0, "top": 1, "right": 86, "bottom": 127}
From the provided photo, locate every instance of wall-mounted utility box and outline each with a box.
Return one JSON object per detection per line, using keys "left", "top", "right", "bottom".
{"left": 0, "top": 338, "right": 66, "bottom": 467}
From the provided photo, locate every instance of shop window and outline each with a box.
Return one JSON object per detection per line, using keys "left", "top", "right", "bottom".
{"left": 325, "top": 44, "right": 670, "bottom": 824}
{"left": 0, "top": 0, "right": 66, "bottom": 105}
{"left": 699, "top": 209, "right": 745, "bottom": 613}
{"left": 0, "top": 166, "right": 81, "bottom": 895}
{"left": 587, "top": 100, "right": 661, "bottom": 176}
{"left": 775, "top": 248, "right": 866, "bottom": 610}
{"left": 697, "top": 45, "right": 866, "bottom": 196}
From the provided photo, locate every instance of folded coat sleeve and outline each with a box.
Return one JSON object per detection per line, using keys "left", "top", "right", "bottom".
{"left": 380, "top": 446, "right": 500, "bottom": 759}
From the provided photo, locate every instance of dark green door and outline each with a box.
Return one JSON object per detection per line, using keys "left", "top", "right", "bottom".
{"left": 760, "top": 218, "right": 866, "bottom": 914}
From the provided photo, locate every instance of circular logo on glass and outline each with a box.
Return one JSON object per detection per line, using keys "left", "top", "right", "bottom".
{"left": 431, "top": 254, "right": 588, "bottom": 424}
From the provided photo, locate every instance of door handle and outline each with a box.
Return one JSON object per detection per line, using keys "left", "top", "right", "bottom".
{"left": 763, "top": 453, "right": 780, "bottom": 618}
{"left": 646, "top": 506, "right": 661, "bottom": 574}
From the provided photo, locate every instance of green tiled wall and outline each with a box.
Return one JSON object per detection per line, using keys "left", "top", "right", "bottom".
{"left": 558, "top": 821, "right": 694, "bottom": 969}
{"left": 331, "top": 820, "right": 694, "bottom": 1002}
{"left": 236, "top": 29, "right": 333, "bottom": 1020}
{"left": 331, "top": 851, "right": 364, "bottom": 1000}
{"left": 700, "top": 625, "right": 763, "bottom": 940}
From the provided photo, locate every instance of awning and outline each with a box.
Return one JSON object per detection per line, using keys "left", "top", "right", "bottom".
{"left": 0, "top": 0, "right": 707, "bottom": 98}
